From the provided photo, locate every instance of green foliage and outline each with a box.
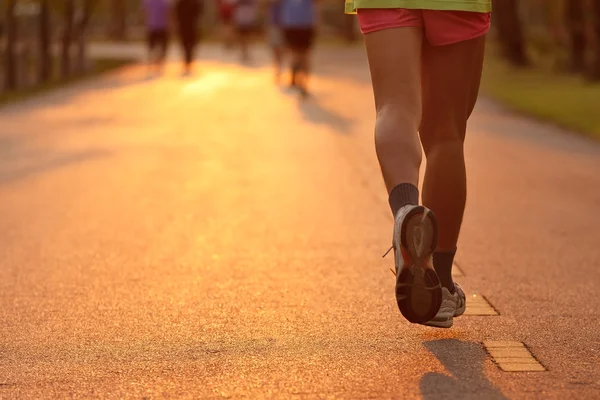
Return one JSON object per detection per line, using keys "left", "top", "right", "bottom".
{"left": 482, "top": 49, "right": 600, "bottom": 138}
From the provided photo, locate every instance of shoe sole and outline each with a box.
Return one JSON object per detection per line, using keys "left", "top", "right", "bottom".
{"left": 395, "top": 206, "right": 442, "bottom": 324}
{"left": 424, "top": 318, "right": 453, "bottom": 329}
{"left": 423, "top": 304, "right": 466, "bottom": 328}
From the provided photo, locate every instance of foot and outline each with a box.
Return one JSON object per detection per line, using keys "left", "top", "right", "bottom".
{"left": 284, "top": 82, "right": 299, "bottom": 94}
{"left": 298, "top": 87, "right": 309, "bottom": 99}
{"left": 423, "top": 283, "right": 466, "bottom": 328}
{"left": 393, "top": 205, "right": 443, "bottom": 324}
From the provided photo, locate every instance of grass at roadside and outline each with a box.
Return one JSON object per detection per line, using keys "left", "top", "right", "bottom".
{"left": 0, "top": 58, "right": 132, "bottom": 108}
{"left": 481, "top": 52, "right": 600, "bottom": 139}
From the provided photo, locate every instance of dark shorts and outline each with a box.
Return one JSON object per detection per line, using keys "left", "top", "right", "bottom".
{"left": 236, "top": 25, "right": 255, "bottom": 36}
{"left": 148, "top": 29, "right": 169, "bottom": 54}
{"left": 283, "top": 28, "right": 315, "bottom": 52}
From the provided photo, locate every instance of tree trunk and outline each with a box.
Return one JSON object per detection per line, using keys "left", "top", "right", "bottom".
{"left": 4, "top": 0, "right": 18, "bottom": 90}
{"left": 110, "top": 0, "right": 127, "bottom": 41}
{"left": 589, "top": 0, "right": 600, "bottom": 80}
{"left": 75, "top": 0, "right": 93, "bottom": 75}
{"left": 565, "top": 0, "right": 587, "bottom": 74}
{"left": 61, "top": 0, "right": 75, "bottom": 79}
{"left": 343, "top": 15, "right": 357, "bottom": 43}
{"left": 38, "top": 0, "right": 52, "bottom": 83}
{"left": 492, "top": 0, "right": 529, "bottom": 67}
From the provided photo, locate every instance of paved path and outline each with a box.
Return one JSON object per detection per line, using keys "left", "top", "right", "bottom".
{"left": 1, "top": 44, "right": 599, "bottom": 399}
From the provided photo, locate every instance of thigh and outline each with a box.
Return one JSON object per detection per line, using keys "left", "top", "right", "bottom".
{"left": 291, "top": 29, "right": 313, "bottom": 52}
{"left": 269, "top": 26, "right": 282, "bottom": 47}
{"left": 363, "top": 26, "right": 422, "bottom": 114}
{"left": 303, "top": 28, "right": 316, "bottom": 49}
{"left": 180, "top": 26, "right": 196, "bottom": 44}
{"left": 419, "top": 34, "right": 487, "bottom": 151}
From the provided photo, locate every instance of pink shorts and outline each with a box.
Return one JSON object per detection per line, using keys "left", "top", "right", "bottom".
{"left": 357, "top": 9, "right": 491, "bottom": 46}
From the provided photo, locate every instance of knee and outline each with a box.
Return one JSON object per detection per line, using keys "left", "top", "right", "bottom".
{"left": 375, "top": 104, "right": 422, "bottom": 165}
{"left": 420, "top": 116, "right": 467, "bottom": 155}
{"left": 375, "top": 103, "right": 421, "bottom": 141}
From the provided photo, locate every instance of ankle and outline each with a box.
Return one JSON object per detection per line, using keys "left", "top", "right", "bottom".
{"left": 432, "top": 250, "right": 457, "bottom": 291}
{"left": 389, "top": 183, "right": 419, "bottom": 217}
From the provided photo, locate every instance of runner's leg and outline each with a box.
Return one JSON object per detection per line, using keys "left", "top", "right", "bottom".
{"left": 269, "top": 27, "right": 283, "bottom": 80}
{"left": 298, "top": 29, "right": 315, "bottom": 96}
{"left": 157, "top": 30, "right": 169, "bottom": 73}
{"left": 363, "top": 26, "right": 423, "bottom": 192}
{"left": 420, "top": 34, "right": 486, "bottom": 290}
{"left": 147, "top": 30, "right": 157, "bottom": 69}
{"left": 362, "top": 12, "right": 443, "bottom": 325}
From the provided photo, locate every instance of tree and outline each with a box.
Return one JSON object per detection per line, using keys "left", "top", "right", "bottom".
{"left": 565, "top": 0, "right": 587, "bottom": 74}
{"left": 4, "top": 0, "right": 18, "bottom": 90}
{"left": 38, "top": 0, "right": 52, "bottom": 83}
{"left": 110, "top": 0, "right": 127, "bottom": 41}
{"left": 492, "top": 0, "right": 529, "bottom": 67}
{"left": 590, "top": 0, "right": 600, "bottom": 80}
{"left": 74, "top": 0, "right": 94, "bottom": 75}
{"left": 61, "top": 0, "right": 75, "bottom": 79}
{"left": 342, "top": 15, "right": 357, "bottom": 43}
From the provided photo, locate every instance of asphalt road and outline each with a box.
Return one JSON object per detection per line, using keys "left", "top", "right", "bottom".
{"left": 1, "top": 44, "right": 599, "bottom": 399}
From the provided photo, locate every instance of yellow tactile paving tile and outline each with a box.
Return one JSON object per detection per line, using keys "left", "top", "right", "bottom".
{"left": 465, "top": 294, "right": 498, "bottom": 316}
{"left": 484, "top": 341, "right": 525, "bottom": 348}
{"left": 499, "top": 364, "right": 546, "bottom": 372}
{"left": 483, "top": 341, "right": 546, "bottom": 372}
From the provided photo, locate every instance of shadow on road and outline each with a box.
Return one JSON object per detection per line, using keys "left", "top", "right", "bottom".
{"left": 296, "top": 96, "right": 355, "bottom": 135}
{"left": 93, "top": 71, "right": 159, "bottom": 91}
{"left": 420, "top": 339, "right": 508, "bottom": 400}
{"left": 0, "top": 136, "right": 111, "bottom": 185}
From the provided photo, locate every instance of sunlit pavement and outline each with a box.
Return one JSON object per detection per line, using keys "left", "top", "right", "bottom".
{"left": 1, "top": 44, "right": 599, "bottom": 399}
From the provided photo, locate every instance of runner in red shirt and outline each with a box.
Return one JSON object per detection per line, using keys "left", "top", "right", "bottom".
{"left": 218, "top": 0, "right": 236, "bottom": 49}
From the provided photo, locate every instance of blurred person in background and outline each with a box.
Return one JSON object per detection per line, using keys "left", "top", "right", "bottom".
{"left": 345, "top": 0, "right": 491, "bottom": 328}
{"left": 143, "top": 0, "right": 172, "bottom": 75}
{"left": 218, "top": 0, "right": 236, "bottom": 49}
{"left": 233, "top": 0, "right": 259, "bottom": 63}
{"left": 174, "top": 0, "right": 204, "bottom": 75}
{"left": 266, "top": 0, "right": 285, "bottom": 83}
{"left": 280, "top": 0, "right": 318, "bottom": 97}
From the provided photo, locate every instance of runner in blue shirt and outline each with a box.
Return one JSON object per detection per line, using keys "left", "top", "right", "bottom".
{"left": 280, "top": 0, "right": 318, "bottom": 97}
{"left": 142, "top": 0, "right": 171, "bottom": 74}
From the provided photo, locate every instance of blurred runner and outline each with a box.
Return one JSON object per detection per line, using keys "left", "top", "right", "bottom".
{"left": 280, "top": 0, "right": 318, "bottom": 97}
{"left": 142, "top": 0, "right": 171, "bottom": 75}
{"left": 267, "top": 0, "right": 285, "bottom": 83}
{"left": 218, "top": 0, "right": 236, "bottom": 49}
{"left": 233, "top": 0, "right": 259, "bottom": 63}
{"left": 345, "top": 0, "right": 492, "bottom": 327}
{"left": 174, "top": 0, "right": 204, "bottom": 75}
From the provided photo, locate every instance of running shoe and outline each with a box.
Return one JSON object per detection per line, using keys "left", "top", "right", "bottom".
{"left": 392, "top": 205, "right": 443, "bottom": 324}
{"left": 423, "top": 283, "right": 466, "bottom": 328}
